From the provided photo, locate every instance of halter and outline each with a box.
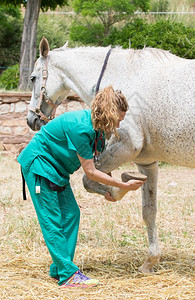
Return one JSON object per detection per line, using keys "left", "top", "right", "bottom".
{"left": 29, "top": 48, "right": 112, "bottom": 123}
{"left": 29, "top": 56, "right": 60, "bottom": 123}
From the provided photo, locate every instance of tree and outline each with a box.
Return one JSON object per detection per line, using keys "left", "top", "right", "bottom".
{"left": 0, "top": 5, "right": 22, "bottom": 71}
{"left": 70, "top": 0, "right": 150, "bottom": 45}
{"left": 1, "top": 0, "right": 68, "bottom": 91}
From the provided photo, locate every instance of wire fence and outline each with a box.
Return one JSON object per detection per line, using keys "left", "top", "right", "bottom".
{"left": 40, "top": 11, "right": 195, "bottom": 15}
{"left": 136, "top": 12, "right": 195, "bottom": 14}
{"left": 0, "top": 66, "right": 29, "bottom": 71}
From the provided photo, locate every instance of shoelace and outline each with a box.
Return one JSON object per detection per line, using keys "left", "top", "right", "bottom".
{"left": 73, "top": 270, "right": 90, "bottom": 283}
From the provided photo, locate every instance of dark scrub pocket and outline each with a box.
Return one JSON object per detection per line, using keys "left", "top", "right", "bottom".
{"left": 45, "top": 178, "right": 66, "bottom": 192}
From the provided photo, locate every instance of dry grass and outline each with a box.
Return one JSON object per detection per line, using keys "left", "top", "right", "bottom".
{"left": 167, "top": 0, "right": 195, "bottom": 28}
{"left": 0, "top": 154, "right": 194, "bottom": 300}
{"left": 149, "top": 0, "right": 195, "bottom": 28}
{"left": 168, "top": 0, "right": 194, "bottom": 12}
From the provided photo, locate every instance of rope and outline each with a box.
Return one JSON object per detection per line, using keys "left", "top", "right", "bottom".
{"left": 95, "top": 48, "right": 112, "bottom": 94}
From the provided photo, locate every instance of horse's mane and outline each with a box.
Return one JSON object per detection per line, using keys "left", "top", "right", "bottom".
{"left": 128, "top": 47, "right": 175, "bottom": 62}
{"left": 52, "top": 45, "right": 178, "bottom": 62}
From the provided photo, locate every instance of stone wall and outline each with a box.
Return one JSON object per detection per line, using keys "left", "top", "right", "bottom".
{"left": 0, "top": 92, "right": 87, "bottom": 157}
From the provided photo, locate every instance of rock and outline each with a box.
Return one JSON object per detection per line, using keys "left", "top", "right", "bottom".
{"left": 3, "top": 143, "right": 17, "bottom": 153}
{"left": 0, "top": 140, "right": 4, "bottom": 150}
{"left": 0, "top": 104, "right": 10, "bottom": 114}
{"left": 14, "top": 126, "right": 29, "bottom": 136}
{"left": 0, "top": 126, "right": 12, "bottom": 135}
{"left": 15, "top": 102, "right": 27, "bottom": 113}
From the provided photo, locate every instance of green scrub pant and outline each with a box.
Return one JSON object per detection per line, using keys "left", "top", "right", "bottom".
{"left": 22, "top": 168, "right": 80, "bottom": 286}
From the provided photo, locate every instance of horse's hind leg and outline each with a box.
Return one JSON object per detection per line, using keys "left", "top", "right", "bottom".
{"left": 136, "top": 161, "right": 160, "bottom": 273}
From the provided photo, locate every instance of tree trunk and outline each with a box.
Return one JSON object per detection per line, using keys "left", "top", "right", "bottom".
{"left": 18, "top": 0, "right": 41, "bottom": 91}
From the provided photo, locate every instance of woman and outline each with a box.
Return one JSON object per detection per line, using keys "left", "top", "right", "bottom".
{"left": 17, "top": 86, "right": 144, "bottom": 288}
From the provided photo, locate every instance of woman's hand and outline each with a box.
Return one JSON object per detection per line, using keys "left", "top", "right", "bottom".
{"left": 104, "top": 179, "right": 146, "bottom": 202}
{"left": 122, "top": 179, "right": 146, "bottom": 191}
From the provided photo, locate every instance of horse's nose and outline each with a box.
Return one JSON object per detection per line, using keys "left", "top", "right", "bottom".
{"left": 27, "top": 111, "right": 44, "bottom": 131}
{"left": 27, "top": 114, "right": 37, "bottom": 131}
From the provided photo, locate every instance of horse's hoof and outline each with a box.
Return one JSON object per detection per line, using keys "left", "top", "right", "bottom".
{"left": 121, "top": 171, "right": 147, "bottom": 182}
{"left": 138, "top": 264, "right": 154, "bottom": 274}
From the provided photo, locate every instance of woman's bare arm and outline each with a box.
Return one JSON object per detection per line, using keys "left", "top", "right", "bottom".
{"left": 77, "top": 153, "right": 145, "bottom": 191}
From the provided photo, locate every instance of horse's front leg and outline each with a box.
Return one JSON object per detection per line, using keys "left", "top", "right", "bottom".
{"left": 83, "top": 129, "right": 141, "bottom": 200}
{"left": 136, "top": 161, "right": 160, "bottom": 273}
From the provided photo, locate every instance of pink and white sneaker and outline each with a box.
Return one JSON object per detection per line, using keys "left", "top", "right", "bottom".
{"left": 61, "top": 270, "right": 99, "bottom": 288}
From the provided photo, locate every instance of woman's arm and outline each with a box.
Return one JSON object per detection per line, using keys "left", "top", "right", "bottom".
{"left": 77, "top": 153, "right": 145, "bottom": 191}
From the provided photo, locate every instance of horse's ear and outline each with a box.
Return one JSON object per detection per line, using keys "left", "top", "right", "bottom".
{"left": 39, "top": 37, "right": 50, "bottom": 57}
{"left": 62, "top": 41, "right": 69, "bottom": 49}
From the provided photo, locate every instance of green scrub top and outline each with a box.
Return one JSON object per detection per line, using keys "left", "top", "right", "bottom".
{"left": 17, "top": 109, "right": 105, "bottom": 187}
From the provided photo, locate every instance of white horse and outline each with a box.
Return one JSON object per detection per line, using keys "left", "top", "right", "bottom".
{"left": 27, "top": 37, "right": 195, "bottom": 273}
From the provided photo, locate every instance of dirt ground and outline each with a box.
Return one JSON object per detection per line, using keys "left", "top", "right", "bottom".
{"left": 0, "top": 154, "right": 194, "bottom": 300}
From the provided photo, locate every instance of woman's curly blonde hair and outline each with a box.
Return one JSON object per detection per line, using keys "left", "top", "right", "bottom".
{"left": 91, "top": 86, "right": 128, "bottom": 137}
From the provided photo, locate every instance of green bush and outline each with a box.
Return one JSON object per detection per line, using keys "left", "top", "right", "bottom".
{"left": 70, "top": 21, "right": 105, "bottom": 45}
{"left": 0, "top": 5, "right": 22, "bottom": 68}
{"left": 103, "top": 18, "right": 195, "bottom": 59}
{"left": 0, "top": 65, "right": 19, "bottom": 90}
{"left": 69, "top": 17, "right": 195, "bottom": 59}
{"left": 37, "top": 14, "right": 70, "bottom": 53}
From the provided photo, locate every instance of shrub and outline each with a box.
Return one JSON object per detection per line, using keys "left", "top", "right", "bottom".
{"left": 69, "top": 16, "right": 195, "bottom": 59}
{"left": 37, "top": 14, "right": 70, "bottom": 53}
{"left": 103, "top": 18, "right": 195, "bottom": 59}
{"left": 70, "top": 21, "right": 105, "bottom": 45}
{"left": 0, "top": 5, "right": 22, "bottom": 68}
{"left": 0, "top": 65, "right": 19, "bottom": 90}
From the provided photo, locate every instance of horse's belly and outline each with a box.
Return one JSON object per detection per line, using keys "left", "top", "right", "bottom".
{"left": 156, "top": 123, "right": 195, "bottom": 167}
{"left": 135, "top": 136, "right": 195, "bottom": 168}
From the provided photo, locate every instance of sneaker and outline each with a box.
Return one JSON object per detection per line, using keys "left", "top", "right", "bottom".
{"left": 61, "top": 270, "right": 99, "bottom": 288}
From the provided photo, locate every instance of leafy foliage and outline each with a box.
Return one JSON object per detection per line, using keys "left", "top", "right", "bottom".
{"left": 37, "top": 14, "right": 69, "bottom": 53}
{"left": 71, "top": 17, "right": 195, "bottom": 59}
{"left": 1, "top": 0, "right": 69, "bottom": 11}
{"left": 0, "top": 5, "right": 22, "bottom": 68}
{"left": 104, "top": 18, "right": 195, "bottom": 58}
{"left": 70, "top": 21, "right": 105, "bottom": 45}
{"left": 0, "top": 65, "right": 19, "bottom": 90}
{"left": 72, "top": 0, "right": 150, "bottom": 40}
{"left": 1, "top": 0, "right": 69, "bottom": 90}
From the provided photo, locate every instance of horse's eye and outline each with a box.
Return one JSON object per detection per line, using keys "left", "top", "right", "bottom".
{"left": 30, "top": 75, "right": 36, "bottom": 83}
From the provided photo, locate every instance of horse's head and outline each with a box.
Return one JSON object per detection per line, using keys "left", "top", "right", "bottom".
{"left": 27, "top": 37, "right": 69, "bottom": 131}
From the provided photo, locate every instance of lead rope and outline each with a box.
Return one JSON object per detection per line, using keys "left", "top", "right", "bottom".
{"left": 95, "top": 48, "right": 112, "bottom": 94}
{"left": 21, "top": 167, "right": 27, "bottom": 200}
{"left": 94, "top": 49, "right": 111, "bottom": 162}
